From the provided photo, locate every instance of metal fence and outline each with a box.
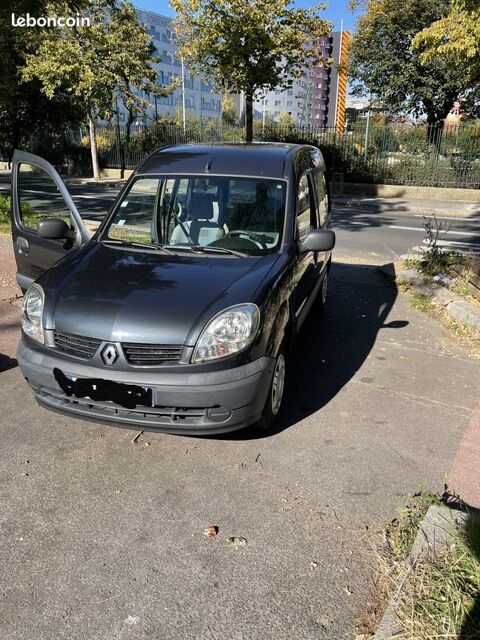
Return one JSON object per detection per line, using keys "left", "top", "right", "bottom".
{"left": 96, "top": 120, "right": 480, "bottom": 189}
{"left": 4, "top": 120, "right": 480, "bottom": 189}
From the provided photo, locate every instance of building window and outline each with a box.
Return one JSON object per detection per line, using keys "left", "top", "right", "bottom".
{"left": 274, "top": 100, "right": 281, "bottom": 106}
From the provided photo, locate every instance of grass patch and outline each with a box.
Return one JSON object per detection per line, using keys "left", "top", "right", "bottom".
{"left": 398, "top": 512, "right": 480, "bottom": 639}
{"left": 404, "top": 288, "right": 480, "bottom": 355}
{"left": 385, "top": 492, "right": 441, "bottom": 560}
{"left": 410, "top": 292, "right": 436, "bottom": 314}
{"left": 358, "top": 497, "right": 480, "bottom": 639}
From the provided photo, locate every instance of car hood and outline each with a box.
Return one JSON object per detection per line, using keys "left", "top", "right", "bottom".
{"left": 42, "top": 243, "right": 281, "bottom": 346}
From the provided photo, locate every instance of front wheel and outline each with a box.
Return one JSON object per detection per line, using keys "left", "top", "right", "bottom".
{"left": 255, "top": 350, "right": 286, "bottom": 431}
{"left": 314, "top": 270, "right": 329, "bottom": 313}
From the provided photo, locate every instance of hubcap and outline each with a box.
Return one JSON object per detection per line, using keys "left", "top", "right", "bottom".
{"left": 271, "top": 353, "right": 286, "bottom": 416}
{"left": 321, "top": 273, "right": 328, "bottom": 305}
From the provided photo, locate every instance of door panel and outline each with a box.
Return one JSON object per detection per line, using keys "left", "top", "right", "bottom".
{"left": 11, "top": 150, "right": 89, "bottom": 290}
{"left": 293, "top": 172, "right": 318, "bottom": 328}
{"left": 311, "top": 169, "right": 332, "bottom": 273}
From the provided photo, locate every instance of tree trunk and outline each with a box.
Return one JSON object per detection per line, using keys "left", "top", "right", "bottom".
{"left": 121, "top": 107, "right": 135, "bottom": 179}
{"left": 245, "top": 91, "right": 253, "bottom": 143}
{"left": 426, "top": 115, "right": 444, "bottom": 148}
{"left": 87, "top": 115, "right": 100, "bottom": 180}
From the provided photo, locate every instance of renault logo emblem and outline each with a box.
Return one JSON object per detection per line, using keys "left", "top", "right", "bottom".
{"left": 101, "top": 344, "right": 118, "bottom": 366}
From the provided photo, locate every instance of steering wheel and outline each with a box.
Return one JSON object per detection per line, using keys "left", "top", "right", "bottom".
{"left": 226, "top": 230, "right": 268, "bottom": 249}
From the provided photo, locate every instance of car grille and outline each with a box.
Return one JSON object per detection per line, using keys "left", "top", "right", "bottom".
{"left": 122, "top": 343, "right": 183, "bottom": 366}
{"left": 54, "top": 332, "right": 102, "bottom": 359}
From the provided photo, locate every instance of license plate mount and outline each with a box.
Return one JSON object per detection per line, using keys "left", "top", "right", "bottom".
{"left": 54, "top": 368, "right": 154, "bottom": 409}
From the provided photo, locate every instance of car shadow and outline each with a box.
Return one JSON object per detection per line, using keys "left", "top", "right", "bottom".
{"left": 226, "top": 260, "right": 408, "bottom": 441}
{"left": 0, "top": 352, "right": 18, "bottom": 373}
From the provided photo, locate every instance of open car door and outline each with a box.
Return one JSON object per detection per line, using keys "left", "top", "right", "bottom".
{"left": 11, "top": 150, "right": 90, "bottom": 291}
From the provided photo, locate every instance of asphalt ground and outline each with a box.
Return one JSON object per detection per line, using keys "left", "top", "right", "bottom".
{"left": 0, "top": 181, "right": 479, "bottom": 639}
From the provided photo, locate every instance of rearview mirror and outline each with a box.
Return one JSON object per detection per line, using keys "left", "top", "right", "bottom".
{"left": 300, "top": 229, "right": 335, "bottom": 253}
{"left": 37, "top": 218, "right": 71, "bottom": 240}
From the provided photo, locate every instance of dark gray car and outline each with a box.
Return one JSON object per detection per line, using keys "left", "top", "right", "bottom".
{"left": 12, "top": 143, "right": 335, "bottom": 434}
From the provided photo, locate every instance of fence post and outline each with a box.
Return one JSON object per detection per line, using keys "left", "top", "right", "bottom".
{"left": 363, "top": 104, "right": 371, "bottom": 163}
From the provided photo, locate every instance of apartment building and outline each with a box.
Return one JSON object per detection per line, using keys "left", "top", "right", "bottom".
{"left": 253, "top": 30, "right": 351, "bottom": 131}
{"left": 116, "top": 8, "right": 222, "bottom": 124}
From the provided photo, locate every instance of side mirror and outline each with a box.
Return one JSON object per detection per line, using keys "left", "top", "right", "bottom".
{"left": 37, "top": 218, "right": 71, "bottom": 240}
{"left": 300, "top": 229, "right": 335, "bottom": 253}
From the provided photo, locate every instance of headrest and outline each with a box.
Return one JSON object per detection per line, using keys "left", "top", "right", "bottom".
{"left": 188, "top": 193, "right": 214, "bottom": 221}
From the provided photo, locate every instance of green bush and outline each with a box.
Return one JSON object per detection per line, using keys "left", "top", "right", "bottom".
{"left": 0, "top": 194, "right": 10, "bottom": 233}
{"left": 0, "top": 194, "right": 44, "bottom": 234}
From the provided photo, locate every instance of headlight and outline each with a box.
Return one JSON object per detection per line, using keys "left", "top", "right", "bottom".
{"left": 21, "top": 284, "right": 45, "bottom": 343}
{"left": 192, "top": 303, "right": 260, "bottom": 362}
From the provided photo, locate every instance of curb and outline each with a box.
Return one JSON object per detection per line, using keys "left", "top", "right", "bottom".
{"left": 396, "top": 269, "right": 480, "bottom": 331}
{"left": 333, "top": 199, "right": 479, "bottom": 218}
{"left": 63, "top": 177, "right": 126, "bottom": 188}
{"left": 373, "top": 505, "right": 467, "bottom": 640}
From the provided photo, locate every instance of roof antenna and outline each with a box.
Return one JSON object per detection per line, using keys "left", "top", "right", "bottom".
{"left": 205, "top": 139, "right": 214, "bottom": 172}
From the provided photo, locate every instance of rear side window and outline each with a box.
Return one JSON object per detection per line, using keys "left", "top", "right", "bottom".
{"left": 296, "top": 174, "right": 315, "bottom": 242}
{"left": 17, "top": 163, "right": 73, "bottom": 232}
{"left": 313, "top": 171, "right": 329, "bottom": 226}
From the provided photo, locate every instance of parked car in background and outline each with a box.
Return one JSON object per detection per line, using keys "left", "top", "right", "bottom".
{"left": 11, "top": 143, "right": 335, "bottom": 434}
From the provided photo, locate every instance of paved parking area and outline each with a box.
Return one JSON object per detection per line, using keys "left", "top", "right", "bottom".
{"left": 1, "top": 257, "right": 479, "bottom": 639}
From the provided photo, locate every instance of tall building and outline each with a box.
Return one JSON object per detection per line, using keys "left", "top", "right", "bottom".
{"left": 115, "top": 9, "right": 223, "bottom": 125}
{"left": 253, "top": 30, "right": 351, "bottom": 131}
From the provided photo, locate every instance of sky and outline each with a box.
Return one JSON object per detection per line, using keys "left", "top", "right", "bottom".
{"left": 132, "top": 0, "right": 360, "bottom": 33}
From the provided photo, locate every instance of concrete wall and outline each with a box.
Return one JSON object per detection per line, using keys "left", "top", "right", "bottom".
{"left": 335, "top": 181, "right": 480, "bottom": 202}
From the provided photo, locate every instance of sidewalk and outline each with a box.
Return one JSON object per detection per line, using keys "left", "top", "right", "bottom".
{"left": 333, "top": 195, "right": 480, "bottom": 218}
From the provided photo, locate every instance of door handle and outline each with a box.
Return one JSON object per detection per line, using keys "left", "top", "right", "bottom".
{"left": 16, "top": 237, "right": 29, "bottom": 256}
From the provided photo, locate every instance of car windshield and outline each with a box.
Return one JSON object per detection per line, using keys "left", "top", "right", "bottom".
{"left": 103, "top": 175, "right": 286, "bottom": 256}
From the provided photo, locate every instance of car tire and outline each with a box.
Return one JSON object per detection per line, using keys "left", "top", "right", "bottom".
{"left": 255, "top": 349, "right": 286, "bottom": 431}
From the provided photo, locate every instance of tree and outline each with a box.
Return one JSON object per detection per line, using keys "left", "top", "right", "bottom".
{"left": 171, "top": 0, "right": 330, "bottom": 142}
{"left": 348, "top": 0, "right": 469, "bottom": 137}
{"left": 413, "top": 0, "right": 480, "bottom": 114}
{"left": 0, "top": 0, "right": 90, "bottom": 162}
{"left": 22, "top": 1, "right": 162, "bottom": 178}
{"left": 222, "top": 93, "right": 237, "bottom": 126}
{"left": 278, "top": 111, "right": 295, "bottom": 128}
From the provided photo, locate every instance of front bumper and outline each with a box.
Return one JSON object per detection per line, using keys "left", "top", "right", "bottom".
{"left": 17, "top": 339, "right": 275, "bottom": 435}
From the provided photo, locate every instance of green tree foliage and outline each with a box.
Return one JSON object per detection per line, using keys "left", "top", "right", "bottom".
{"left": 171, "top": 0, "right": 331, "bottom": 142}
{"left": 278, "top": 111, "right": 295, "bottom": 128}
{"left": 21, "top": 1, "right": 163, "bottom": 178}
{"left": 0, "top": 1, "right": 90, "bottom": 161}
{"left": 413, "top": 0, "right": 480, "bottom": 80}
{"left": 221, "top": 94, "right": 238, "bottom": 126}
{"left": 413, "top": 0, "right": 480, "bottom": 115}
{"left": 349, "top": 0, "right": 469, "bottom": 131}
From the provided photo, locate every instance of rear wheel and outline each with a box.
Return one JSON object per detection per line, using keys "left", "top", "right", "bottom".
{"left": 255, "top": 349, "right": 286, "bottom": 431}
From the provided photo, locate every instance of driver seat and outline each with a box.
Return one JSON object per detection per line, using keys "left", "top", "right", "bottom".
{"left": 170, "top": 193, "right": 226, "bottom": 246}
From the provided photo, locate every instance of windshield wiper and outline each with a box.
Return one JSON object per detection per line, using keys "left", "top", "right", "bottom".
{"left": 163, "top": 244, "right": 248, "bottom": 258}
{"left": 102, "top": 239, "right": 174, "bottom": 255}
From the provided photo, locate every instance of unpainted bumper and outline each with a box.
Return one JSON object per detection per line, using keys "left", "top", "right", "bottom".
{"left": 17, "top": 339, "right": 275, "bottom": 435}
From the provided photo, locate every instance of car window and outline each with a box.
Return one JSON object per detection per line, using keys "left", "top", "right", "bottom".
{"left": 17, "top": 163, "right": 74, "bottom": 233}
{"left": 313, "top": 171, "right": 328, "bottom": 226}
{"left": 296, "top": 173, "right": 315, "bottom": 243}
{"left": 105, "top": 175, "right": 286, "bottom": 256}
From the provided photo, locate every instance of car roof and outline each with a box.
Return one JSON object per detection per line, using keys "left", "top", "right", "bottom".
{"left": 138, "top": 142, "right": 323, "bottom": 179}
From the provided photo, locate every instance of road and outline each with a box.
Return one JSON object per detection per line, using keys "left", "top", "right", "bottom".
{"left": 0, "top": 180, "right": 479, "bottom": 640}
{"left": 333, "top": 206, "right": 480, "bottom": 262}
